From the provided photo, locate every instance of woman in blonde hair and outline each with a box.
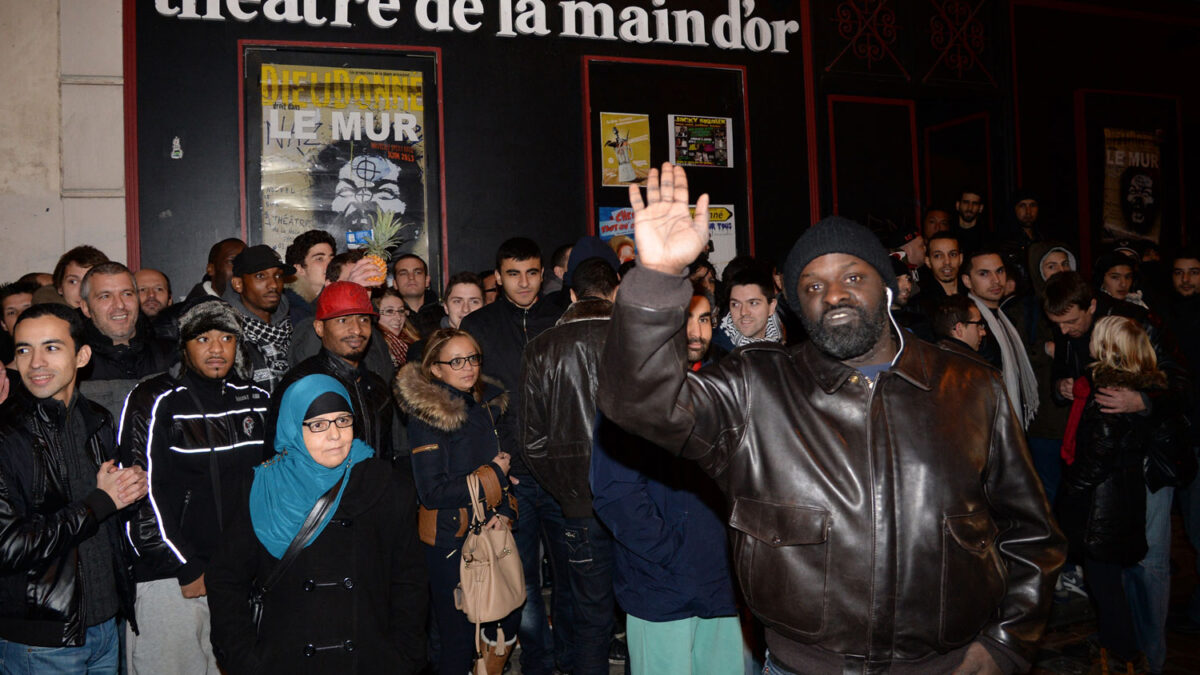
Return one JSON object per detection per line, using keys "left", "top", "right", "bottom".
{"left": 1057, "top": 315, "right": 1166, "bottom": 674}
{"left": 393, "top": 328, "right": 519, "bottom": 674}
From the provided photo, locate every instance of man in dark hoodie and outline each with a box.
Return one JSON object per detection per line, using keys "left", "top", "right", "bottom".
{"left": 522, "top": 251, "right": 621, "bottom": 675}
{"left": 224, "top": 245, "right": 294, "bottom": 393}
{"left": 78, "top": 262, "right": 179, "bottom": 419}
{"left": 118, "top": 299, "right": 270, "bottom": 674}
{"left": 591, "top": 280, "right": 742, "bottom": 674}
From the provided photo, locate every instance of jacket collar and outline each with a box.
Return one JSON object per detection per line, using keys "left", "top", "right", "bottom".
{"left": 800, "top": 293, "right": 932, "bottom": 395}
{"left": 556, "top": 297, "right": 612, "bottom": 325}
{"left": 393, "top": 362, "right": 508, "bottom": 432}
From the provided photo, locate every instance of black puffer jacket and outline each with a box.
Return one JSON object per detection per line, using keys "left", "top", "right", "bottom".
{"left": 1058, "top": 367, "right": 1163, "bottom": 566}
{"left": 0, "top": 389, "right": 137, "bottom": 647}
{"left": 207, "top": 459, "right": 428, "bottom": 674}
{"left": 521, "top": 297, "right": 612, "bottom": 518}
{"left": 118, "top": 367, "right": 271, "bottom": 584}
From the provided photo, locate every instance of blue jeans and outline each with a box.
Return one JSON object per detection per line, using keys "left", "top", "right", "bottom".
{"left": 513, "top": 477, "right": 573, "bottom": 675}
{"left": 762, "top": 651, "right": 797, "bottom": 675}
{"left": 1176, "top": 445, "right": 1200, "bottom": 622}
{"left": 1123, "top": 484, "right": 1172, "bottom": 672}
{"left": 1027, "top": 437, "right": 1063, "bottom": 506}
{"left": 560, "top": 517, "right": 616, "bottom": 675}
{"left": 0, "top": 618, "right": 119, "bottom": 674}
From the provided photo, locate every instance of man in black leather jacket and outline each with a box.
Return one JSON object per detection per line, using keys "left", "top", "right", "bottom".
{"left": 521, "top": 254, "right": 621, "bottom": 675}
{"left": 271, "top": 281, "right": 399, "bottom": 462}
{"left": 0, "top": 303, "right": 146, "bottom": 671}
{"left": 597, "top": 164, "right": 1065, "bottom": 675}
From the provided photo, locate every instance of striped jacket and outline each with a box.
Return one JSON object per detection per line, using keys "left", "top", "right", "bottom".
{"left": 117, "top": 367, "right": 270, "bottom": 584}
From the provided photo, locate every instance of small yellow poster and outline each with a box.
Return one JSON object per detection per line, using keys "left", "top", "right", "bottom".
{"left": 600, "top": 112, "right": 650, "bottom": 187}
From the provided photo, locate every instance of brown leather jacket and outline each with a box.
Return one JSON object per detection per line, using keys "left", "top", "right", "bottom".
{"left": 597, "top": 266, "right": 1065, "bottom": 672}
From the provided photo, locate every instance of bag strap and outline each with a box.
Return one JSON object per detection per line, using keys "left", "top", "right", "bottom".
{"left": 181, "top": 385, "right": 225, "bottom": 530}
{"left": 260, "top": 471, "right": 346, "bottom": 593}
{"left": 466, "top": 472, "right": 486, "bottom": 526}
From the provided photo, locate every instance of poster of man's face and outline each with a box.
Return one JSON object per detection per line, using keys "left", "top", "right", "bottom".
{"left": 311, "top": 140, "right": 424, "bottom": 250}
{"left": 1120, "top": 168, "right": 1158, "bottom": 233}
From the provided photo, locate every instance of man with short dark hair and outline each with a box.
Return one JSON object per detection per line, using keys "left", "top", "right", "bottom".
{"left": 589, "top": 280, "right": 742, "bottom": 672}
{"left": 599, "top": 164, "right": 1064, "bottom": 675}
{"left": 186, "top": 239, "right": 246, "bottom": 302}
{"left": 461, "top": 236, "right": 566, "bottom": 675}
{"left": 53, "top": 245, "right": 110, "bottom": 309}
{"left": 272, "top": 281, "right": 397, "bottom": 461}
{"left": 1163, "top": 248, "right": 1200, "bottom": 635}
{"left": 522, "top": 253, "right": 621, "bottom": 675}
{"left": 0, "top": 280, "right": 37, "bottom": 366}
{"left": 118, "top": 300, "right": 270, "bottom": 674}
{"left": 223, "top": 245, "right": 293, "bottom": 392}
{"left": 0, "top": 303, "right": 146, "bottom": 673}
{"left": 79, "top": 262, "right": 179, "bottom": 417}
{"left": 951, "top": 188, "right": 987, "bottom": 254}
{"left": 479, "top": 268, "right": 499, "bottom": 305}
{"left": 919, "top": 232, "right": 965, "bottom": 313}
{"left": 543, "top": 243, "right": 573, "bottom": 296}
{"left": 134, "top": 268, "right": 172, "bottom": 319}
{"left": 932, "top": 295, "right": 989, "bottom": 363}
{"left": 393, "top": 253, "right": 446, "bottom": 336}
{"left": 714, "top": 267, "right": 781, "bottom": 351}
{"left": 961, "top": 248, "right": 1038, "bottom": 428}
{"left": 283, "top": 229, "right": 337, "bottom": 323}
{"left": 1, "top": 280, "right": 37, "bottom": 337}
{"left": 922, "top": 208, "right": 951, "bottom": 241}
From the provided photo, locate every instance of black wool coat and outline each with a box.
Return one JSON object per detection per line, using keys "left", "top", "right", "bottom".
{"left": 206, "top": 458, "right": 428, "bottom": 674}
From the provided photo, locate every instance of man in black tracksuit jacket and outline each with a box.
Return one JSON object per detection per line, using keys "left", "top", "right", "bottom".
{"left": 118, "top": 300, "right": 270, "bottom": 674}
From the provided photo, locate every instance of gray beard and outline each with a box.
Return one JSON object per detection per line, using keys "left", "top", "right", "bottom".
{"left": 800, "top": 301, "right": 889, "bottom": 361}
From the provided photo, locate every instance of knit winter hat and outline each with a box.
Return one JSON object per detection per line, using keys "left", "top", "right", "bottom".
{"left": 178, "top": 299, "right": 250, "bottom": 379}
{"left": 782, "top": 216, "right": 899, "bottom": 314}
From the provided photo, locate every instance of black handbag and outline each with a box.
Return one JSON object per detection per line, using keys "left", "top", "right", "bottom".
{"left": 248, "top": 473, "right": 346, "bottom": 634}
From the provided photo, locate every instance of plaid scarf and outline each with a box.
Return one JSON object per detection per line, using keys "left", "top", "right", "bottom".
{"left": 241, "top": 314, "right": 293, "bottom": 388}
{"left": 720, "top": 311, "right": 783, "bottom": 348}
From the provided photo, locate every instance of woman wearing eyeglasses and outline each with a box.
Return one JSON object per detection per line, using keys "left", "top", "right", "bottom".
{"left": 206, "top": 374, "right": 428, "bottom": 674}
{"left": 374, "top": 287, "right": 420, "bottom": 367}
{"left": 393, "top": 328, "right": 520, "bottom": 675}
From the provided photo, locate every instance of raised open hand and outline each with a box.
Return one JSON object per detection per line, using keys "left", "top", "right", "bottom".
{"left": 629, "top": 163, "right": 710, "bottom": 275}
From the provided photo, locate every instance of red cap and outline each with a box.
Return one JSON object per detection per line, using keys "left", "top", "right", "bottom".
{"left": 315, "top": 282, "right": 378, "bottom": 320}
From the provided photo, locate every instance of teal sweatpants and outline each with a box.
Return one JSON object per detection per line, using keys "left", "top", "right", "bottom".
{"left": 626, "top": 614, "right": 743, "bottom": 675}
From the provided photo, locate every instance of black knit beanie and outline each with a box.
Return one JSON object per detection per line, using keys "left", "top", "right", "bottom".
{"left": 782, "top": 216, "right": 899, "bottom": 314}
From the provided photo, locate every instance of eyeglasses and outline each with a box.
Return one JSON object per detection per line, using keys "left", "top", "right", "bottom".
{"left": 434, "top": 354, "right": 482, "bottom": 370}
{"left": 301, "top": 415, "right": 354, "bottom": 433}
{"left": 379, "top": 308, "right": 408, "bottom": 317}
{"left": 964, "top": 320, "right": 986, "bottom": 327}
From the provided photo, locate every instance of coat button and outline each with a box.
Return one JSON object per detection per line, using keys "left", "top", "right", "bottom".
{"left": 343, "top": 639, "right": 356, "bottom": 652}
{"left": 343, "top": 577, "right": 354, "bottom": 590}
{"left": 849, "top": 375, "right": 860, "bottom": 384}
{"left": 303, "top": 580, "right": 315, "bottom": 592}
{"left": 303, "top": 643, "right": 316, "bottom": 657}
{"left": 771, "top": 535, "right": 782, "bottom": 545}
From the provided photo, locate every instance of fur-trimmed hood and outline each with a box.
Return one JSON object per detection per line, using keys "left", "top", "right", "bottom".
{"left": 393, "top": 361, "right": 508, "bottom": 432}
{"left": 556, "top": 297, "right": 613, "bottom": 325}
{"left": 1090, "top": 364, "right": 1167, "bottom": 391}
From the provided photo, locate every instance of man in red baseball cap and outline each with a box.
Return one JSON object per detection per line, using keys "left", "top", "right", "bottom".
{"left": 266, "top": 281, "right": 399, "bottom": 462}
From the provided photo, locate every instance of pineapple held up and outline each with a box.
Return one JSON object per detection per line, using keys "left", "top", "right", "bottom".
{"left": 363, "top": 207, "right": 404, "bottom": 284}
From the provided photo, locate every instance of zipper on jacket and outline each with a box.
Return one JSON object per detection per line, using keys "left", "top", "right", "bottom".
{"left": 178, "top": 489, "right": 193, "bottom": 527}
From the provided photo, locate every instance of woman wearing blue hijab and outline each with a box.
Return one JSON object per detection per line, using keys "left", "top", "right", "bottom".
{"left": 207, "top": 374, "right": 428, "bottom": 674}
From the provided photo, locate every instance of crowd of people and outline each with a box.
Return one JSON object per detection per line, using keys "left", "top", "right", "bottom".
{"left": 0, "top": 164, "right": 1196, "bottom": 675}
